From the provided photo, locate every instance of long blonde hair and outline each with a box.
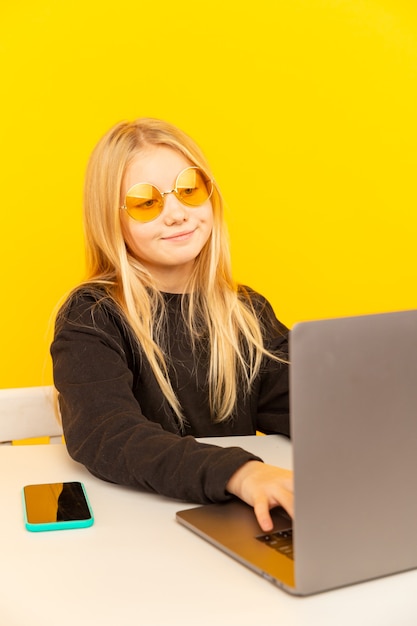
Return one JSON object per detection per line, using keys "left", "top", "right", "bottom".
{"left": 82, "top": 118, "right": 281, "bottom": 427}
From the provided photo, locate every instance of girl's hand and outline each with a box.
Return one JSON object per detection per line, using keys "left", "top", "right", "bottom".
{"left": 226, "top": 460, "right": 294, "bottom": 532}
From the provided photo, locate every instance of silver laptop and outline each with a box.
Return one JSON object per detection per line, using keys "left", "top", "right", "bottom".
{"left": 176, "top": 309, "right": 417, "bottom": 595}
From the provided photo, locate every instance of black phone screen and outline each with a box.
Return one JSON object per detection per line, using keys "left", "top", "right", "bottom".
{"left": 23, "top": 481, "right": 93, "bottom": 526}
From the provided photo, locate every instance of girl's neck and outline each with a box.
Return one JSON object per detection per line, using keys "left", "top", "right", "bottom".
{"left": 150, "top": 265, "right": 194, "bottom": 294}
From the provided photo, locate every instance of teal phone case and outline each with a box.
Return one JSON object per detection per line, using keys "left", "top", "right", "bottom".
{"left": 22, "top": 482, "right": 94, "bottom": 532}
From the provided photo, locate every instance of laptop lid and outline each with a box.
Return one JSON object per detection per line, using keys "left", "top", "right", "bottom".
{"left": 290, "top": 309, "right": 417, "bottom": 594}
{"left": 177, "top": 310, "right": 417, "bottom": 595}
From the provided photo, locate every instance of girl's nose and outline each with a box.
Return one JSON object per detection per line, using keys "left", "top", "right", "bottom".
{"left": 162, "top": 193, "right": 188, "bottom": 224}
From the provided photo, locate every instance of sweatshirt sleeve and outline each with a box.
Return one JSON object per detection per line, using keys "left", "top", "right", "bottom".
{"left": 51, "top": 291, "right": 260, "bottom": 504}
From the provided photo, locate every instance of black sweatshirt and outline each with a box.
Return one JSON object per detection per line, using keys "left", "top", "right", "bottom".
{"left": 51, "top": 287, "right": 290, "bottom": 504}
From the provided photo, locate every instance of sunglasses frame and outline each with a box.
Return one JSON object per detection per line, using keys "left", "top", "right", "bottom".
{"left": 120, "top": 166, "right": 214, "bottom": 223}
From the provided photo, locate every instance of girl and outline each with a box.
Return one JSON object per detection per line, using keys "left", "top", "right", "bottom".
{"left": 51, "top": 118, "right": 293, "bottom": 531}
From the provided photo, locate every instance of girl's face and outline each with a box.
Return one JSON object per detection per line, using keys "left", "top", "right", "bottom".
{"left": 120, "top": 146, "right": 214, "bottom": 293}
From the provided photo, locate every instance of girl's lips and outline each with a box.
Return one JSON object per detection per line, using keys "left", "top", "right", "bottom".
{"left": 162, "top": 229, "right": 195, "bottom": 242}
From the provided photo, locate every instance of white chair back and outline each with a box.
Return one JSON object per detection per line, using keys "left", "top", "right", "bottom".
{"left": 0, "top": 386, "right": 63, "bottom": 443}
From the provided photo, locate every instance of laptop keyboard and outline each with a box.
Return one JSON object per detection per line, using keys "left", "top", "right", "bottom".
{"left": 256, "top": 528, "right": 294, "bottom": 560}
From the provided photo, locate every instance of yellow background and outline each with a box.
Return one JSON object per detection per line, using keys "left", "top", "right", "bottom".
{"left": 1, "top": 0, "right": 416, "bottom": 389}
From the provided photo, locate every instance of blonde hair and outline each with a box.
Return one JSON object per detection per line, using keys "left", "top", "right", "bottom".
{"left": 82, "top": 118, "right": 281, "bottom": 428}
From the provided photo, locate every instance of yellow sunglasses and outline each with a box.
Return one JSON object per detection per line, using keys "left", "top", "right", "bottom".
{"left": 120, "top": 166, "right": 214, "bottom": 223}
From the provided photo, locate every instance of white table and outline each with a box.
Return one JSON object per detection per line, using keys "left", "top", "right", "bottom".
{"left": 1, "top": 436, "right": 417, "bottom": 626}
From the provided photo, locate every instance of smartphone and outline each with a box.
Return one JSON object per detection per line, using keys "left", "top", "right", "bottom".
{"left": 22, "top": 481, "right": 94, "bottom": 532}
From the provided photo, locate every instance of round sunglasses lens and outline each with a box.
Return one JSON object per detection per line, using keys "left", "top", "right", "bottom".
{"left": 125, "top": 184, "right": 163, "bottom": 222}
{"left": 176, "top": 168, "right": 212, "bottom": 207}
